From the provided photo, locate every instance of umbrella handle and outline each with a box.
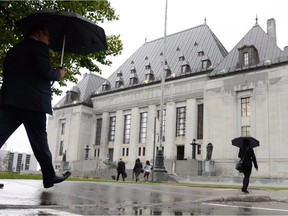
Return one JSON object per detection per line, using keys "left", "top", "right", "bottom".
{"left": 60, "top": 34, "right": 66, "bottom": 67}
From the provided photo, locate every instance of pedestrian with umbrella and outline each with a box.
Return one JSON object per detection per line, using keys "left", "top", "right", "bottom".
{"left": 0, "top": 10, "right": 107, "bottom": 189}
{"left": 0, "top": 23, "right": 69, "bottom": 189}
{"left": 232, "top": 137, "right": 259, "bottom": 193}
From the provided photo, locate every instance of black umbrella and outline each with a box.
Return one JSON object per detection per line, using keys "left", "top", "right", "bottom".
{"left": 16, "top": 9, "right": 107, "bottom": 66}
{"left": 231, "top": 136, "right": 260, "bottom": 148}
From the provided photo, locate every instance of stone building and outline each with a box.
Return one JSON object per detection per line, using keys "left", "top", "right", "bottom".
{"left": 0, "top": 149, "right": 38, "bottom": 173}
{"left": 48, "top": 18, "right": 288, "bottom": 178}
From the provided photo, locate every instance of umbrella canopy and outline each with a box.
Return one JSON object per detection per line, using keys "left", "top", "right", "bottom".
{"left": 231, "top": 136, "right": 260, "bottom": 148}
{"left": 16, "top": 9, "right": 107, "bottom": 63}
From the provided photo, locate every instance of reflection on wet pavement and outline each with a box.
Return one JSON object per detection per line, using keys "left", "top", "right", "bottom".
{"left": 2, "top": 180, "right": 286, "bottom": 215}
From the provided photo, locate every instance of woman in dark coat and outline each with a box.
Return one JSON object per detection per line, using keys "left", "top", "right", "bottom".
{"left": 238, "top": 138, "right": 258, "bottom": 193}
{"left": 133, "top": 158, "right": 143, "bottom": 182}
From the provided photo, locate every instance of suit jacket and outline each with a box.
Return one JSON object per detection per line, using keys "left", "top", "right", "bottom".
{"left": 117, "top": 160, "right": 126, "bottom": 173}
{"left": 238, "top": 147, "right": 258, "bottom": 169}
{"left": 1, "top": 37, "right": 61, "bottom": 115}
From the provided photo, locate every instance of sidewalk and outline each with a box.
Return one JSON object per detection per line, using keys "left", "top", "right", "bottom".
{"left": 171, "top": 175, "right": 288, "bottom": 188}
{"left": 0, "top": 178, "right": 288, "bottom": 215}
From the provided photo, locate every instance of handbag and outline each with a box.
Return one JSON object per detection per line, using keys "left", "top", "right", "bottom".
{"left": 235, "top": 148, "right": 248, "bottom": 173}
{"left": 123, "top": 172, "right": 127, "bottom": 178}
{"left": 235, "top": 160, "right": 244, "bottom": 172}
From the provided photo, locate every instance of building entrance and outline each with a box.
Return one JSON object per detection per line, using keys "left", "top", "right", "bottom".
{"left": 176, "top": 145, "right": 184, "bottom": 160}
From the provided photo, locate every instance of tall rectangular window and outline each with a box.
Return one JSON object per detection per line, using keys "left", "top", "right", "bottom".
{"left": 241, "top": 126, "right": 251, "bottom": 136}
{"left": 197, "top": 104, "right": 204, "bottom": 139}
{"left": 8, "top": 153, "right": 14, "bottom": 172}
{"left": 241, "top": 97, "right": 251, "bottom": 116}
{"left": 61, "top": 122, "right": 65, "bottom": 135}
{"left": 93, "top": 149, "right": 100, "bottom": 157}
{"left": 137, "top": 147, "right": 146, "bottom": 156}
{"left": 176, "top": 107, "right": 186, "bottom": 136}
{"left": 16, "top": 154, "right": 22, "bottom": 172}
{"left": 95, "top": 118, "right": 102, "bottom": 145}
{"left": 123, "top": 114, "right": 131, "bottom": 144}
{"left": 139, "top": 112, "right": 148, "bottom": 143}
{"left": 25, "top": 155, "right": 31, "bottom": 170}
{"left": 244, "top": 52, "right": 249, "bottom": 66}
{"left": 157, "top": 109, "right": 166, "bottom": 141}
{"left": 59, "top": 141, "right": 64, "bottom": 156}
{"left": 108, "top": 116, "right": 116, "bottom": 141}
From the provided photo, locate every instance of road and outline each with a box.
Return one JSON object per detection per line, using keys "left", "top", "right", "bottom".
{"left": 0, "top": 179, "right": 288, "bottom": 215}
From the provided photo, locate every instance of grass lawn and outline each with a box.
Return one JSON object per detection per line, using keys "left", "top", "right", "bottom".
{"left": 1, "top": 172, "right": 287, "bottom": 191}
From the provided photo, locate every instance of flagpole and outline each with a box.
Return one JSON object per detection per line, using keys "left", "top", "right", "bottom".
{"left": 159, "top": 0, "right": 167, "bottom": 150}
{"left": 154, "top": 0, "right": 168, "bottom": 179}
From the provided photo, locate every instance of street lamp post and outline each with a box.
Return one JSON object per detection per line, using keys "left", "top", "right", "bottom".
{"left": 84, "top": 145, "right": 90, "bottom": 160}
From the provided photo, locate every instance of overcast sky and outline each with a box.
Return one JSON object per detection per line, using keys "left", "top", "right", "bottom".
{"left": 4, "top": 0, "right": 288, "bottom": 154}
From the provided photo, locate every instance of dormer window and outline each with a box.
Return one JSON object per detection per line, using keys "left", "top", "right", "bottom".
{"left": 130, "top": 77, "right": 138, "bottom": 85}
{"left": 129, "top": 66, "right": 138, "bottom": 85}
{"left": 117, "top": 71, "right": 123, "bottom": 77}
{"left": 181, "top": 60, "right": 191, "bottom": 73}
{"left": 144, "top": 73, "right": 154, "bottom": 83}
{"left": 130, "top": 66, "right": 136, "bottom": 73}
{"left": 165, "top": 64, "right": 172, "bottom": 78}
{"left": 201, "top": 59, "right": 212, "bottom": 70}
{"left": 198, "top": 51, "right": 204, "bottom": 56}
{"left": 102, "top": 81, "right": 110, "bottom": 91}
{"left": 115, "top": 71, "right": 124, "bottom": 89}
{"left": 145, "top": 63, "right": 151, "bottom": 70}
{"left": 115, "top": 79, "right": 124, "bottom": 88}
{"left": 144, "top": 63, "right": 154, "bottom": 83}
{"left": 64, "top": 86, "right": 80, "bottom": 105}
{"left": 179, "top": 55, "right": 185, "bottom": 61}
{"left": 237, "top": 45, "right": 259, "bottom": 67}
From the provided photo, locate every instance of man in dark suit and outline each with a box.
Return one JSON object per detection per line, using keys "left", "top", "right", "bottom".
{"left": 116, "top": 158, "right": 126, "bottom": 181}
{"left": 0, "top": 24, "right": 71, "bottom": 189}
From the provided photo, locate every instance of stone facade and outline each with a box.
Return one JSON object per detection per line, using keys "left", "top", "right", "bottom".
{"left": 48, "top": 19, "right": 288, "bottom": 178}
{"left": 205, "top": 65, "right": 288, "bottom": 178}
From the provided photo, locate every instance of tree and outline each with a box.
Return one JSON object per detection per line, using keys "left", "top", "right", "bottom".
{"left": 0, "top": 0, "right": 123, "bottom": 95}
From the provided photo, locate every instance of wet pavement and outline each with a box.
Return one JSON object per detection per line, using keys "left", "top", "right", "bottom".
{"left": 0, "top": 179, "right": 288, "bottom": 215}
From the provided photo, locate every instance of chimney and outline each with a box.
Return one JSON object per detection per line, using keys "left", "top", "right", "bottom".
{"left": 267, "top": 18, "right": 277, "bottom": 44}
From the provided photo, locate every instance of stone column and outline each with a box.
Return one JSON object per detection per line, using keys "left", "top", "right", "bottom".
{"left": 147, "top": 105, "right": 157, "bottom": 161}
{"left": 165, "top": 102, "right": 176, "bottom": 159}
{"left": 114, "top": 110, "right": 124, "bottom": 162}
{"left": 100, "top": 112, "right": 109, "bottom": 160}
{"left": 186, "top": 98, "right": 197, "bottom": 159}
{"left": 130, "top": 107, "right": 140, "bottom": 163}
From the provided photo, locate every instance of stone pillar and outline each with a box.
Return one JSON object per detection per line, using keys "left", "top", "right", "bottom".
{"left": 100, "top": 112, "right": 109, "bottom": 160}
{"left": 114, "top": 110, "right": 124, "bottom": 162}
{"left": 186, "top": 99, "right": 197, "bottom": 159}
{"left": 165, "top": 102, "right": 176, "bottom": 158}
{"left": 130, "top": 107, "right": 140, "bottom": 163}
{"left": 147, "top": 105, "right": 157, "bottom": 161}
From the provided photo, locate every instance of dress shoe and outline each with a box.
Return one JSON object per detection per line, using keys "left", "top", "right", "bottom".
{"left": 43, "top": 171, "right": 71, "bottom": 189}
{"left": 0, "top": 183, "right": 3, "bottom": 189}
{"left": 242, "top": 188, "right": 249, "bottom": 193}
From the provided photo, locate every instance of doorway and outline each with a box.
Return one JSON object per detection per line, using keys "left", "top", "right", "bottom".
{"left": 176, "top": 145, "right": 185, "bottom": 160}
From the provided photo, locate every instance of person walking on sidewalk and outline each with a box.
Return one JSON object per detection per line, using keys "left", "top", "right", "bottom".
{"left": 0, "top": 24, "right": 71, "bottom": 189}
{"left": 238, "top": 138, "right": 258, "bottom": 193}
{"left": 143, "top": 160, "right": 153, "bottom": 182}
{"left": 116, "top": 158, "right": 126, "bottom": 181}
{"left": 133, "top": 158, "right": 143, "bottom": 182}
